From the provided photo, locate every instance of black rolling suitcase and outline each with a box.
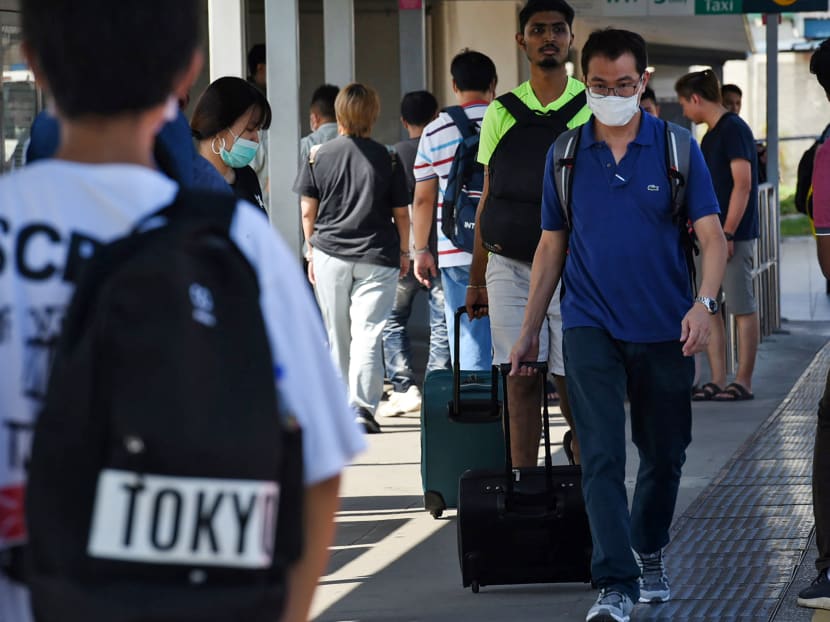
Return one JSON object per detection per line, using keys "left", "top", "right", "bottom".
{"left": 457, "top": 362, "right": 592, "bottom": 593}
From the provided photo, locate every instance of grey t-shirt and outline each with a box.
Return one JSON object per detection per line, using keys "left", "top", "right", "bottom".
{"left": 294, "top": 135, "right": 409, "bottom": 267}
{"left": 392, "top": 136, "right": 419, "bottom": 201}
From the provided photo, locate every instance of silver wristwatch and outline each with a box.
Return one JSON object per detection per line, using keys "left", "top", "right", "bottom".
{"left": 694, "top": 295, "right": 719, "bottom": 315}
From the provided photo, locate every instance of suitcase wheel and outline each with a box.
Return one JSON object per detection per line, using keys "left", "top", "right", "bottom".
{"left": 471, "top": 580, "right": 480, "bottom": 594}
{"left": 424, "top": 490, "right": 446, "bottom": 519}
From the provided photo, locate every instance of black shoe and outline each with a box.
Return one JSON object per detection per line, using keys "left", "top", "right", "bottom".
{"left": 355, "top": 408, "right": 382, "bottom": 434}
{"left": 798, "top": 569, "right": 830, "bottom": 609}
{"left": 563, "top": 429, "right": 576, "bottom": 466}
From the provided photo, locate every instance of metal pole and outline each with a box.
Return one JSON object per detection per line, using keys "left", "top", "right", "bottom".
{"left": 766, "top": 15, "right": 781, "bottom": 331}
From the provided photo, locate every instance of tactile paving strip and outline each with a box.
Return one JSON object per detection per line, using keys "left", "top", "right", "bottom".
{"left": 631, "top": 343, "right": 830, "bottom": 620}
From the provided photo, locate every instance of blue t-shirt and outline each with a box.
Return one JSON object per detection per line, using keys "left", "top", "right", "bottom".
{"left": 541, "top": 112, "right": 720, "bottom": 343}
{"left": 700, "top": 112, "right": 759, "bottom": 241}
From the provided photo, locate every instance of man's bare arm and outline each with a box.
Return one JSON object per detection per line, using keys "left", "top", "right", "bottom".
{"left": 280, "top": 475, "right": 341, "bottom": 622}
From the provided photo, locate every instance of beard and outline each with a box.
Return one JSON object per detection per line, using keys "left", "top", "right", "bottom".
{"left": 537, "top": 56, "right": 562, "bottom": 68}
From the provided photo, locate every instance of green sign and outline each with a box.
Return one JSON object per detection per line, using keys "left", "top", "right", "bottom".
{"left": 742, "top": 0, "right": 827, "bottom": 11}
{"left": 696, "top": 0, "right": 742, "bottom": 13}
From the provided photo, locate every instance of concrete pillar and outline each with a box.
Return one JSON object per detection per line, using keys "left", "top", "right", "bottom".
{"left": 324, "top": 0, "right": 355, "bottom": 86}
{"left": 207, "top": 0, "right": 246, "bottom": 80}
{"left": 430, "top": 1, "right": 520, "bottom": 107}
{"left": 264, "top": 0, "right": 303, "bottom": 258}
{"left": 399, "top": 4, "right": 427, "bottom": 95}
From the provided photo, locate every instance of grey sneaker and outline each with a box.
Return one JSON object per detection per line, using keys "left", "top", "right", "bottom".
{"left": 635, "top": 549, "right": 671, "bottom": 603}
{"left": 797, "top": 568, "right": 830, "bottom": 609}
{"left": 585, "top": 589, "right": 634, "bottom": 622}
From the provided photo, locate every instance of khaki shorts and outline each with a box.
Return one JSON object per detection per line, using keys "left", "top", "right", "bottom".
{"left": 485, "top": 254, "right": 565, "bottom": 375}
{"left": 695, "top": 238, "right": 757, "bottom": 316}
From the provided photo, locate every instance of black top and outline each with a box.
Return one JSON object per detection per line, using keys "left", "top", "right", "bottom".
{"left": 293, "top": 135, "right": 409, "bottom": 267}
{"left": 700, "top": 112, "right": 759, "bottom": 241}
{"left": 231, "top": 165, "right": 266, "bottom": 214}
{"left": 392, "top": 136, "right": 419, "bottom": 201}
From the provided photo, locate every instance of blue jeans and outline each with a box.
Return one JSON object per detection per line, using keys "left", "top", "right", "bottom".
{"left": 440, "top": 265, "right": 492, "bottom": 371}
{"left": 563, "top": 327, "right": 693, "bottom": 602}
{"left": 382, "top": 269, "right": 450, "bottom": 392}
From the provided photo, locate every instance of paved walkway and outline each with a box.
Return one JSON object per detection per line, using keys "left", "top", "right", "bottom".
{"left": 311, "top": 236, "right": 830, "bottom": 622}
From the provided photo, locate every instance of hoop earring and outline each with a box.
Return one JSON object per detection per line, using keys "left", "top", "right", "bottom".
{"left": 210, "top": 136, "right": 225, "bottom": 155}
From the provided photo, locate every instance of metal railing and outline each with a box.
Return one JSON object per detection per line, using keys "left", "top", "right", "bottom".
{"left": 724, "top": 182, "right": 780, "bottom": 374}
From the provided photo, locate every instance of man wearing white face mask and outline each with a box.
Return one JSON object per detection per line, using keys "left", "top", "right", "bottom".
{"left": 510, "top": 28, "right": 727, "bottom": 622}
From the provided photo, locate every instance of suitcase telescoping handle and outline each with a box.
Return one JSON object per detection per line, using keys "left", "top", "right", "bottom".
{"left": 498, "top": 362, "right": 555, "bottom": 500}
{"left": 448, "top": 306, "right": 499, "bottom": 423}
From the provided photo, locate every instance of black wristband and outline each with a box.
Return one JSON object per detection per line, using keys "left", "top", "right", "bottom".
{"left": 724, "top": 232, "right": 735, "bottom": 241}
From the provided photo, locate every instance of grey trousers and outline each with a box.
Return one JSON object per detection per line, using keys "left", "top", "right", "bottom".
{"left": 313, "top": 249, "right": 398, "bottom": 414}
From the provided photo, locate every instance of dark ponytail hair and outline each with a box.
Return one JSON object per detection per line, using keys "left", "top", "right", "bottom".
{"left": 674, "top": 69, "right": 721, "bottom": 104}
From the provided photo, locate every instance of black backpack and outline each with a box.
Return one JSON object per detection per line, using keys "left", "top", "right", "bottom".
{"left": 479, "top": 90, "right": 587, "bottom": 262}
{"left": 441, "top": 106, "right": 484, "bottom": 253}
{"left": 795, "top": 123, "right": 830, "bottom": 218}
{"left": 26, "top": 190, "right": 304, "bottom": 622}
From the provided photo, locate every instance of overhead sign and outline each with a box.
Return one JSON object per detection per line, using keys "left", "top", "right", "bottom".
{"left": 601, "top": 0, "right": 695, "bottom": 15}
{"left": 571, "top": 0, "right": 825, "bottom": 14}
{"left": 742, "top": 0, "right": 827, "bottom": 11}
{"left": 696, "top": 0, "right": 742, "bottom": 14}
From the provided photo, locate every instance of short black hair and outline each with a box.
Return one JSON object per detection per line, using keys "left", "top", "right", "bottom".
{"left": 400, "top": 91, "right": 439, "bottom": 127}
{"left": 519, "top": 0, "right": 575, "bottom": 32}
{"left": 310, "top": 84, "right": 340, "bottom": 120}
{"left": 581, "top": 28, "right": 648, "bottom": 78}
{"left": 190, "top": 77, "right": 272, "bottom": 140}
{"left": 247, "top": 43, "right": 266, "bottom": 78}
{"left": 811, "top": 39, "right": 830, "bottom": 96}
{"left": 721, "top": 83, "right": 742, "bottom": 98}
{"left": 22, "top": 0, "right": 200, "bottom": 119}
{"left": 450, "top": 49, "right": 498, "bottom": 93}
{"left": 641, "top": 86, "right": 657, "bottom": 103}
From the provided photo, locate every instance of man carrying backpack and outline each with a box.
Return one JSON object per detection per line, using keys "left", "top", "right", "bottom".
{"left": 797, "top": 37, "right": 830, "bottom": 611}
{"left": 510, "top": 29, "right": 726, "bottom": 622}
{"left": 412, "top": 49, "right": 496, "bottom": 370}
{"left": 0, "top": 2, "right": 364, "bottom": 621}
{"left": 466, "top": 0, "right": 591, "bottom": 468}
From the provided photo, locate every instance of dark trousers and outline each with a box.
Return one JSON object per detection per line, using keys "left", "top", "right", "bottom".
{"left": 815, "top": 367, "right": 830, "bottom": 572}
{"left": 563, "top": 327, "right": 693, "bottom": 601}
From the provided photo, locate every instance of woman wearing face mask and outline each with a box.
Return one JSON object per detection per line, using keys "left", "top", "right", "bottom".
{"left": 190, "top": 76, "right": 271, "bottom": 212}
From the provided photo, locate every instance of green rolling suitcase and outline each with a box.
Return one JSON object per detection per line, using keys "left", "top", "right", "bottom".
{"left": 420, "top": 307, "right": 505, "bottom": 518}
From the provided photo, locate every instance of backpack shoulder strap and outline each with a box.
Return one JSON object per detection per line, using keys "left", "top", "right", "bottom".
{"left": 135, "top": 189, "right": 238, "bottom": 235}
{"left": 550, "top": 90, "right": 587, "bottom": 125}
{"left": 552, "top": 127, "right": 581, "bottom": 232}
{"left": 496, "top": 92, "right": 535, "bottom": 125}
{"left": 444, "top": 105, "right": 475, "bottom": 139}
{"left": 664, "top": 120, "right": 691, "bottom": 219}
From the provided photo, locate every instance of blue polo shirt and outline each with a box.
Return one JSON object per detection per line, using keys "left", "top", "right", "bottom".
{"left": 541, "top": 111, "right": 720, "bottom": 343}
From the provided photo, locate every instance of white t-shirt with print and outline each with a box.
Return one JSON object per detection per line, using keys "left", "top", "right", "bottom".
{"left": 413, "top": 101, "right": 488, "bottom": 269}
{"left": 0, "top": 160, "right": 365, "bottom": 550}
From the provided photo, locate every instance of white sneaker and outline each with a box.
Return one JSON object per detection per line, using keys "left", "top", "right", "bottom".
{"left": 380, "top": 385, "right": 422, "bottom": 416}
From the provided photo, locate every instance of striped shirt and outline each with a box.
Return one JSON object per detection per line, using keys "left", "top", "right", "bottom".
{"left": 414, "top": 101, "right": 488, "bottom": 268}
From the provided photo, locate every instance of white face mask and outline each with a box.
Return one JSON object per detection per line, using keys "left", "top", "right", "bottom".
{"left": 587, "top": 91, "right": 641, "bottom": 127}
